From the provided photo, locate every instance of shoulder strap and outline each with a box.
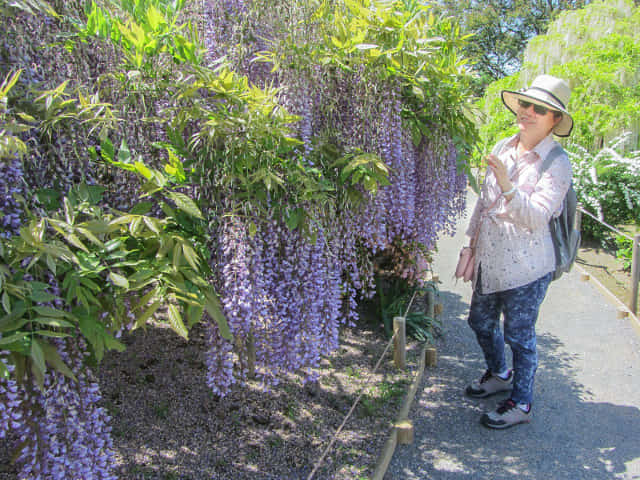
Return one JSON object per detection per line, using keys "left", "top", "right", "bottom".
{"left": 540, "top": 145, "right": 566, "bottom": 175}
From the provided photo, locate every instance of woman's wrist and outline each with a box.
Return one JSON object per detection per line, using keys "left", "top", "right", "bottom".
{"left": 502, "top": 185, "right": 516, "bottom": 197}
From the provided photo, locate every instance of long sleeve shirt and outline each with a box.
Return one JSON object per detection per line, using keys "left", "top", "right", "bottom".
{"left": 465, "top": 134, "right": 572, "bottom": 294}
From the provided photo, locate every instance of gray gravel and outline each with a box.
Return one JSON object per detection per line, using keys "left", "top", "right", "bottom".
{"left": 386, "top": 189, "right": 640, "bottom": 480}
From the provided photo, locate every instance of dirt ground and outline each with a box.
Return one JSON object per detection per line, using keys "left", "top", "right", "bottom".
{"left": 576, "top": 239, "right": 637, "bottom": 311}
{"left": 0, "top": 304, "right": 425, "bottom": 480}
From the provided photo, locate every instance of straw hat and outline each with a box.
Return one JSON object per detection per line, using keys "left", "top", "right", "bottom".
{"left": 501, "top": 74, "right": 573, "bottom": 137}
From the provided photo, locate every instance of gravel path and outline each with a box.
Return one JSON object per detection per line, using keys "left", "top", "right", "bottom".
{"left": 386, "top": 189, "right": 640, "bottom": 480}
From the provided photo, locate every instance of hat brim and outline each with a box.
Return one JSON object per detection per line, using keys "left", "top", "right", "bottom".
{"left": 502, "top": 90, "right": 573, "bottom": 137}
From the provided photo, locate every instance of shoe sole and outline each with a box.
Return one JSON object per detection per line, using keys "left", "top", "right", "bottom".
{"left": 480, "top": 414, "right": 531, "bottom": 429}
{"left": 465, "top": 385, "right": 512, "bottom": 399}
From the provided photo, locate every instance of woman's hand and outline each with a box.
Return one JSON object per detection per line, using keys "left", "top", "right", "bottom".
{"left": 486, "top": 154, "right": 513, "bottom": 195}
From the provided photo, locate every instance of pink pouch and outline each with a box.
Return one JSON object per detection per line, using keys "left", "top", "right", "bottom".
{"left": 455, "top": 246, "right": 475, "bottom": 282}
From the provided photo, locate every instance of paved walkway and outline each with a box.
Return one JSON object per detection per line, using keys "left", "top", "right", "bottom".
{"left": 385, "top": 190, "right": 640, "bottom": 480}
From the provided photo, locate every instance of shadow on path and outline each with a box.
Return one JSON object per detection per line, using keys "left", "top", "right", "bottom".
{"left": 387, "top": 287, "right": 640, "bottom": 480}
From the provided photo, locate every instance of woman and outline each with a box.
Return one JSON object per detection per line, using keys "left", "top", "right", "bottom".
{"left": 464, "top": 74, "right": 574, "bottom": 429}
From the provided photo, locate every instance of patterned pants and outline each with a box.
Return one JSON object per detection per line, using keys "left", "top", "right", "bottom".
{"left": 468, "top": 271, "right": 553, "bottom": 404}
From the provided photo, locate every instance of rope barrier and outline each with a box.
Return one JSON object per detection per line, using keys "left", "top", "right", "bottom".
{"left": 578, "top": 207, "right": 637, "bottom": 243}
{"left": 306, "top": 290, "right": 419, "bottom": 480}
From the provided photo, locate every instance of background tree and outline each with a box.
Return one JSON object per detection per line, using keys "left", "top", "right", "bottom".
{"left": 476, "top": 0, "right": 640, "bottom": 242}
{"left": 431, "top": 0, "right": 591, "bottom": 94}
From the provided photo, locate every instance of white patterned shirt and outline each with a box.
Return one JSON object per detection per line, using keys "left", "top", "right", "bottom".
{"left": 465, "top": 134, "right": 572, "bottom": 294}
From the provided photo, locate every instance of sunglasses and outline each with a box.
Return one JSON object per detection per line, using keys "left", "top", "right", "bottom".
{"left": 517, "top": 99, "right": 551, "bottom": 116}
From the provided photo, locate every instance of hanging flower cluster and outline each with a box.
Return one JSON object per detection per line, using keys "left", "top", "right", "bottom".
{"left": 0, "top": 339, "right": 117, "bottom": 479}
{"left": 200, "top": 0, "right": 470, "bottom": 394}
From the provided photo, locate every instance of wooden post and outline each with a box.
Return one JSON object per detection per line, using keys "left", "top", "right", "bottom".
{"left": 426, "top": 287, "right": 435, "bottom": 320}
{"left": 575, "top": 206, "right": 583, "bottom": 235}
{"left": 395, "top": 420, "right": 414, "bottom": 444}
{"left": 393, "top": 316, "right": 406, "bottom": 370}
{"left": 630, "top": 234, "right": 640, "bottom": 315}
{"left": 425, "top": 347, "right": 437, "bottom": 367}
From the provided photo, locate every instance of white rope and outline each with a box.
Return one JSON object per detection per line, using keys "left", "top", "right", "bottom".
{"left": 578, "top": 207, "right": 637, "bottom": 243}
{"left": 306, "top": 290, "right": 419, "bottom": 480}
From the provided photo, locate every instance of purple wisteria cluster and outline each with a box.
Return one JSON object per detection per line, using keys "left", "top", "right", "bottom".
{"left": 0, "top": 157, "right": 24, "bottom": 239}
{"left": 0, "top": 339, "right": 117, "bottom": 479}
{"left": 199, "top": 0, "right": 468, "bottom": 394}
{"left": 206, "top": 214, "right": 342, "bottom": 394}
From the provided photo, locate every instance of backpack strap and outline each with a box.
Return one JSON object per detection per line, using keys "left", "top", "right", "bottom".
{"left": 539, "top": 145, "right": 566, "bottom": 175}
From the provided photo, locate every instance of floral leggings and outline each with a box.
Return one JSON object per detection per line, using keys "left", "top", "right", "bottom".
{"left": 468, "top": 270, "right": 553, "bottom": 405}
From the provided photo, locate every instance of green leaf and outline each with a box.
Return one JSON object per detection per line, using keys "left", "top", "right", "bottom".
{"left": 40, "top": 342, "right": 77, "bottom": 382}
{"left": 186, "top": 304, "right": 204, "bottom": 328}
{"left": 168, "top": 192, "right": 203, "bottom": 219}
{"left": 130, "top": 202, "right": 154, "bottom": 215}
{"left": 65, "top": 233, "right": 90, "bottom": 253}
{"left": 28, "top": 290, "right": 57, "bottom": 303}
{"left": 31, "top": 338, "right": 46, "bottom": 378}
{"left": 1, "top": 292, "right": 10, "bottom": 314}
{"left": 0, "top": 305, "right": 29, "bottom": 331}
{"left": 167, "top": 304, "right": 188, "bottom": 339}
{"left": 108, "top": 272, "right": 130, "bottom": 289}
{"left": 77, "top": 312, "right": 105, "bottom": 361}
{"left": 33, "top": 306, "right": 68, "bottom": 318}
{"left": 103, "top": 334, "right": 125, "bottom": 352}
{"left": 101, "top": 137, "right": 115, "bottom": 162}
{"left": 181, "top": 243, "right": 200, "bottom": 271}
{"left": 35, "top": 188, "right": 62, "bottom": 211}
{"left": 33, "top": 330, "right": 71, "bottom": 338}
{"left": 133, "top": 300, "right": 161, "bottom": 329}
{"left": 33, "top": 317, "right": 75, "bottom": 329}
{"left": 117, "top": 139, "right": 131, "bottom": 163}
{"left": 204, "top": 290, "right": 232, "bottom": 340}
{"left": 0, "top": 331, "right": 29, "bottom": 346}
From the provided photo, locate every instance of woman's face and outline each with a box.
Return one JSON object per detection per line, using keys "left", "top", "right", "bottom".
{"left": 516, "top": 99, "right": 561, "bottom": 140}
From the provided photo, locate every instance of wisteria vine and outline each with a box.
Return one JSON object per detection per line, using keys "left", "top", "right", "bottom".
{"left": 0, "top": 0, "right": 473, "bottom": 477}
{"left": 200, "top": 0, "right": 469, "bottom": 394}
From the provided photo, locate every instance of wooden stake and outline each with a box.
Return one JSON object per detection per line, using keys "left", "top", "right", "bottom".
{"left": 630, "top": 234, "right": 640, "bottom": 315}
{"left": 426, "top": 288, "right": 435, "bottom": 319}
{"left": 434, "top": 303, "right": 443, "bottom": 316}
{"left": 395, "top": 420, "right": 414, "bottom": 445}
{"left": 580, "top": 273, "right": 590, "bottom": 282}
{"left": 617, "top": 307, "right": 630, "bottom": 319}
{"left": 393, "top": 316, "right": 406, "bottom": 370}
{"left": 425, "top": 347, "right": 437, "bottom": 367}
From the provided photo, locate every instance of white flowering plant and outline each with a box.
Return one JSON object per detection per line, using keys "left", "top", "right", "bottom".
{"left": 566, "top": 132, "right": 640, "bottom": 243}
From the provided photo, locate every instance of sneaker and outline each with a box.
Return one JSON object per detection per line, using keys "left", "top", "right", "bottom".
{"left": 465, "top": 369, "right": 513, "bottom": 398}
{"left": 481, "top": 399, "right": 531, "bottom": 429}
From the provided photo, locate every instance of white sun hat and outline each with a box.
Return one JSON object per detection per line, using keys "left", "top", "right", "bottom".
{"left": 501, "top": 74, "right": 574, "bottom": 137}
